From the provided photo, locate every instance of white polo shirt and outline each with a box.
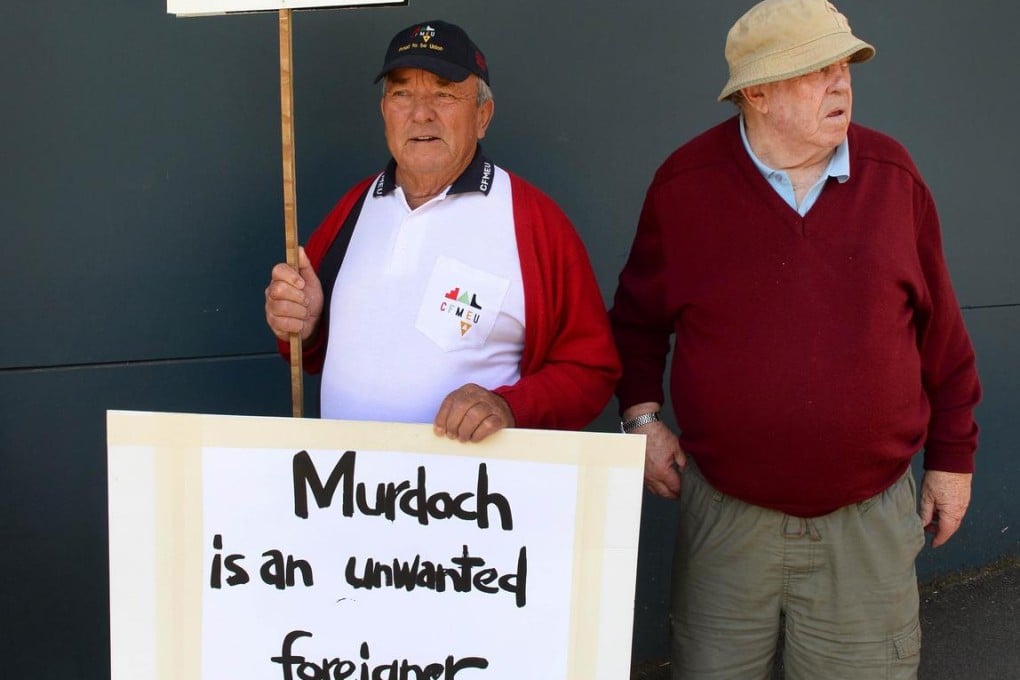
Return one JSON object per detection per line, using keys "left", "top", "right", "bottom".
{"left": 320, "top": 154, "right": 526, "bottom": 423}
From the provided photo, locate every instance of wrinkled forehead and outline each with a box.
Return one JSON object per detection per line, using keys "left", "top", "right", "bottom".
{"left": 384, "top": 67, "right": 467, "bottom": 88}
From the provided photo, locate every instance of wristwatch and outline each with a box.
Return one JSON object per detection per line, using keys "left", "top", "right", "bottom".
{"left": 621, "top": 411, "right": 660, "bottom": 434}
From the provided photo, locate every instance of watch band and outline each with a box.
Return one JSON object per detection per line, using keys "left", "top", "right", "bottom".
{"left": 621, "top": 411, "right": 660, "bottom": 433}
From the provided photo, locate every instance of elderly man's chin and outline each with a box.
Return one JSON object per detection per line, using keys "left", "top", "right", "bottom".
{"left": 820, "top": 112, "right": 850, "bottom": 142}
{"left": 397, "top": 145, "right": 454, "bottom": 176}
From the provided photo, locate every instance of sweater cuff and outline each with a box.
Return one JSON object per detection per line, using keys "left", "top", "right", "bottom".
{"left": 275, "top": 332, "right": 326, "bottom": 374}
{"left": 922, "top": 446, "right": 976, "bottom": 474}
{"left": 492, "top": 385, "right": 529, "bottom": 429}
{"left": 615, "top": 385, "right": 665, "bottom": 418}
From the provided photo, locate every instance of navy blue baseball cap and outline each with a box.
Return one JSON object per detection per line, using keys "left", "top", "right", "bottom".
{"left": 374, "top": 20, "right": 490, "bottom": 85}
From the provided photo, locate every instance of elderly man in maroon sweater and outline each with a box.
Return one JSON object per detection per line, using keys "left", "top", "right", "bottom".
{"left": 609, "top": 1, "right": 981, "bottom": 678}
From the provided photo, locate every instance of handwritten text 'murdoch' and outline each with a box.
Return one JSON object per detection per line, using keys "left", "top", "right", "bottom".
{"left": 292, "top": 451, "right": 513, "bottom": 531}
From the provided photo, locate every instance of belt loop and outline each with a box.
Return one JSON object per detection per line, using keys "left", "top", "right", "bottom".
{"left": 781, "top": 516, "right": 822, "bottom": 541}
{"left": 782, "top": 515, "right": 805, "bottom": 538}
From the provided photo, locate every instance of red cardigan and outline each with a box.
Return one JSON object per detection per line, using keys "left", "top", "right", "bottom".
{"left": 279, "top": 171, "right": 621, "bottom": 431}
{"left": 610, "top": 117, "right": 981, "bottom": 516}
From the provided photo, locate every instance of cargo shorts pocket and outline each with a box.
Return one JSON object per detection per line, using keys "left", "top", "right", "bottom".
{"left": 893, "top": 622, "right": 921, "bottom": 660}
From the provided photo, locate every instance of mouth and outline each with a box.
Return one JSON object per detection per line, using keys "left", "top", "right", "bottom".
{"left": 409, "top": 135, "right": 441, "bottom": 143}
{"left": 826, "top": 108, "right": 847, "bottom": 119}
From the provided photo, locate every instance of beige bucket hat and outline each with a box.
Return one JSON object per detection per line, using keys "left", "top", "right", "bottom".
{"left": 718, "top": 0, "right": 875, "bottom": 101}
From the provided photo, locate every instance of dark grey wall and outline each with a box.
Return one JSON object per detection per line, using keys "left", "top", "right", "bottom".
{"left": 1, "top": 1, "right": 1016, "bottom": 675}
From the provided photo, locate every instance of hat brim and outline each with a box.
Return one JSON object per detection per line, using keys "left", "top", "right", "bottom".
{"left": 373, "top": 55, "right": 473, "bottom": 84}
{"left": 718, "top": 36, "right": 875, "bottom": 102}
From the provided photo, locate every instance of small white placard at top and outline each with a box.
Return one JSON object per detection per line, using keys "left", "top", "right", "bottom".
{"left": 168, "top": 0, "right": 406, "bottom": 17}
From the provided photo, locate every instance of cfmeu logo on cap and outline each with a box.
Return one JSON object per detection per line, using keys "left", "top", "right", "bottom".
{"left": 374, "top": 20, "right": 490, "bottom": 85}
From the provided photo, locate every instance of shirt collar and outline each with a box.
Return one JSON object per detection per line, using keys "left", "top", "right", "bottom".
{"left": 739, "top": 115, "right": 850, "bottom": 184}
{"left": 372, "top": 146, "right": 496, "bottom": 198}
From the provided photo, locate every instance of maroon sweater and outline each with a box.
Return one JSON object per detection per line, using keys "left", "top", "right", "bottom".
{"left": 610, "top": 117, "right": 980, "bottom": 516}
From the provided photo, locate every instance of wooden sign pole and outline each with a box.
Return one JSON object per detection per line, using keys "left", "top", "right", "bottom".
{"left": 169, "top": 1, "right": 409, "bottom": 418}
{"left": 278, "top": 9, "right": 303, "bottom": 418}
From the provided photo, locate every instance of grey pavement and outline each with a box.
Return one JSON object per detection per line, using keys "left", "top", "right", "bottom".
{"left": 631, "top": 557, "right": 1019, "bottom": 680}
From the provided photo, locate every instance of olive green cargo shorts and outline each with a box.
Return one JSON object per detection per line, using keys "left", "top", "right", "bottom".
{"left": 670, "top": 462, "right": 925, "bottom": 680}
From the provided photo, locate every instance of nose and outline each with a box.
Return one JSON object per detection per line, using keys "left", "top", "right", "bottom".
{"left": 828, "top": 61, "right": 852, "bottom": 91}
{"left": 409, "top": 93, "right": 437, "bottom": 122}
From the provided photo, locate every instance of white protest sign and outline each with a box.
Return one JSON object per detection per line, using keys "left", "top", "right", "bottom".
{"left": 168, "top": 0, "right": 405, "bottom": 16}
{"left": 108, "top": 411, "right": 646, "bottom": 679}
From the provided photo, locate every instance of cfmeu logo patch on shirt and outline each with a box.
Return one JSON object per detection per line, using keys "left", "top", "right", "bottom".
{"left": 441, "top": 287, "right": 483, "bottom": 336}
{"left": 416, "top": 255, "right": 509, "bottom": 351}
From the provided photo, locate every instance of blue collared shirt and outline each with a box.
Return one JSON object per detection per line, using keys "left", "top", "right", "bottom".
{"left": 739, "top": 116, "right": 850, "bottom": 215}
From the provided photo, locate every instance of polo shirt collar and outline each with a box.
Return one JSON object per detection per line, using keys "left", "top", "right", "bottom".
{"left": 373, "top": 146, "right": 496, "bottom": 198}
{"left": 739, "top": 115, "right": 850, "bottom": 184}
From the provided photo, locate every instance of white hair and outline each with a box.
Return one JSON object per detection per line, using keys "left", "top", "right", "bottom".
{"left": 726, "top": 90, "right": 746, "bottom": 110}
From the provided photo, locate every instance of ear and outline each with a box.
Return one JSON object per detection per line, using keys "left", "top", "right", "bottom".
{"left": 741, "top": 84, "right": 769, "bottom": 115}
{"left": 476, "top": 98, "right": 495, "bottom": 140}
